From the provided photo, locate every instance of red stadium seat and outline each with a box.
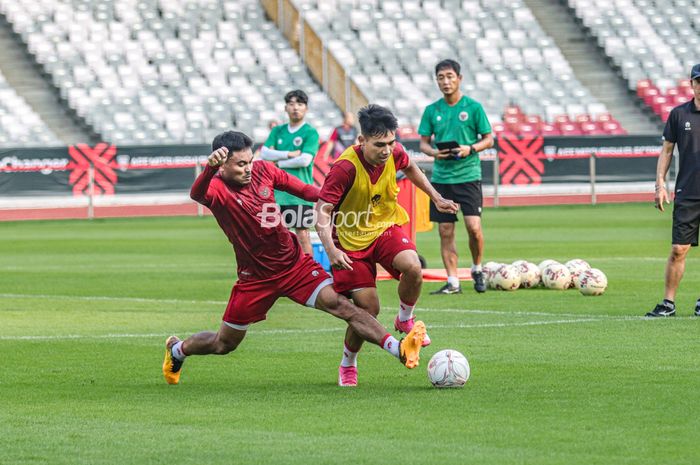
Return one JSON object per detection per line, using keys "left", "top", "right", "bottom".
{"left": 637, "top": 79, "right": 653, "bottom": 98}
{"left": 491, "top": 122, "right": 506, "bottom": 134}
{"left": 540, "top": 123, "right": 560, "bottom": 136}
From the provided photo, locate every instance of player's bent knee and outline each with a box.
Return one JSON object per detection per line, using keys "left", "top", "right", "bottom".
{"left": 401, "top": 263, "right": 422, "bottom": 285}
{"left": 670, "top": 244, "right": 691, "bottom": 259}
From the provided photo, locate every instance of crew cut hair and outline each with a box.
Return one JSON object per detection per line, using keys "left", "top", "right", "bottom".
{"left": 435, "top": 59, "right": 461, "bottom": 76}
{"left": 358, "top": 104, "right": 398, "bottom": 138}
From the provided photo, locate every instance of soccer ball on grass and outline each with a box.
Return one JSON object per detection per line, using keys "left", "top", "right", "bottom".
{"left": 577, "top": 268, "right": 607, "bottom": 296}
{"left": 492, "top": 264, "right": 521, "bottom": 291}
{"left": 542, "top": 263, "right": 571, "bottom": 290}
{"left": 427, "top": 349, "right": 470, "bottom": 388}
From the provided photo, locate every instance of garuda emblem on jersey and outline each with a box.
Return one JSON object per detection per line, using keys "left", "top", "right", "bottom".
{"left": 293, "top": 136, "right": 303, "bottom": 147}
{"left": 258, "top": 187, "right": 270, "bottom": 198}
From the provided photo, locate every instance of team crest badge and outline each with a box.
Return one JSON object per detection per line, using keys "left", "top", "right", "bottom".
{"left": 259, "top": 187, "right": 270, "bottom": 198}
{"left": 293, "top": 136, "right": 303, "bottom": 147}
{"left": 436, "top": 115, "right": 442, "bottom": 122}
{"left": 685, "top": 121, "right": 692, "bottom": 131}
{"left": 459, "top": 111, "right": 469, "bottom": 121}
{"left": 312, "top": 270, "right": 319, "bottom": 277}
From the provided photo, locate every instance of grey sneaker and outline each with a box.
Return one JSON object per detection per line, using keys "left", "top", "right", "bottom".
{"left": 472, "top": 271, "right": 487, "bottom": 293}
{"left": 430, "top": 283, "right": 462, "bottom": 295}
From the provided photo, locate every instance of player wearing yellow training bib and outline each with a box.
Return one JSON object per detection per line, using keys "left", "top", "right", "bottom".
{"left": 316, "top": 104, "right": 459, "bottom": 386}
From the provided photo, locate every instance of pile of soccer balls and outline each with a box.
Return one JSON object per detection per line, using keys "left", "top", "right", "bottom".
{"left": 482, "top": 259, "right": 607, "bottom": 296}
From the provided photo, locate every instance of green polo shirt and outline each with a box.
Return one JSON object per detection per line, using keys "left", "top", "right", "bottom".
{"left": 263, "top": 122, "right": 319, "bottom": 206}
{"left": 418, "top": 95, "right": 492, "bottom": 184}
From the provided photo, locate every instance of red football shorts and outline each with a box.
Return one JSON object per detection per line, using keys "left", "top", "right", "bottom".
{"left": 332, "top": 224, "right": 417, "bottom": 295}
{"left": 223, "top": 253, "right": 333, "bottom": 326}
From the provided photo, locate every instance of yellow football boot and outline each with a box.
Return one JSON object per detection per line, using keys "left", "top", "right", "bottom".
{"left": 399, "top": 320, "right": 426, "bottom": 369}
{"left": 162, "top": 336, "right": 184, "bottom": 385}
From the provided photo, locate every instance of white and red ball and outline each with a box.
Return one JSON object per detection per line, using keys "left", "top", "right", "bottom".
{"left": 493, "top": 264, "right": 521, "bottom": 291}
{"left": 513, "top": 261, "right": 541, "bottom": 288}
{"left": 542, "top": 263, "right": 571, "bottom": 290}
{"left": 577, "top": 268, "right": 607, "bottom": 296}
{"left": 538, "top": 259, "right": 559, "bottom": 275}
{"left": 565, "top": 259, "right": 591, "bottom": 289}
{"left": 483, "top": 261, "right": 502, "bottom": 289}
{"left": 427, "top": 349, "right": 470, "bottom": 388}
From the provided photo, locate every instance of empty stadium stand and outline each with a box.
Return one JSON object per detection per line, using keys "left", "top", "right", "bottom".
{"left": 568, "top": 0, "right": 698, "bottom": 121}
{"left": 0, "top": 0, "right": 342, "bottom": 145}
{"left": 295, "top": 0, "right": 625, "bottom": 136}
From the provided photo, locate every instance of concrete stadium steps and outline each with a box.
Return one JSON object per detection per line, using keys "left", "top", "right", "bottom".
{"left": 0, "top": 14, "right": 95, "bottom": 145}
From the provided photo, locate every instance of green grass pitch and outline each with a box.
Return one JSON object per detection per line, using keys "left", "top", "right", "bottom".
{"left": 1, "top": 203, "right": 698, "bottom": 464}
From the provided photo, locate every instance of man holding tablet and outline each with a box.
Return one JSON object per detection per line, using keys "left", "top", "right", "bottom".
{"left": 419, "top": 59, "right": 494, "bottom": 295}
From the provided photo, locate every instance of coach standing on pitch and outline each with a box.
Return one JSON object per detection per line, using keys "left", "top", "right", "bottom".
{"left": 418, "top": 59, "right": 494, "bottom": 295}
{"left": 647, "top": 64, "right": 700, "bottom": 317}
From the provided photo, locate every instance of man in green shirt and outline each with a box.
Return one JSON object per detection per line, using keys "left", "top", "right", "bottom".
{"left": 261, "top": 89, "right": 320, "bottom": 255}
{"left": 418, "top": 59, "right": 494, "bottom": 294}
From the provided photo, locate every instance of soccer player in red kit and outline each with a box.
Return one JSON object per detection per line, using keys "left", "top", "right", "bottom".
{"left": 162, "top": 131, "right": 426, "bottom": 386}
{"left": 316, "top": 105, "right": 459, "bottom": 386}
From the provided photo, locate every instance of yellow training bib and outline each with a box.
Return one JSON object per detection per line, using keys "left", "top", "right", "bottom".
{"left": 334, "top": 147, "right": 409, "bottom": 251}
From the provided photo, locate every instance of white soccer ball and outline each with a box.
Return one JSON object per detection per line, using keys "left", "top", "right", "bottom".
{"left": 427, "top": 349, "right": 470, "bottom": 388}
{"left": 565, "top": 259, "right": 591, "bottom": 289}
{"left": 493, "top": 264, "right": 521, "bottom": 291}
{"left": 542, "top": 263, "right": 571, "bottom": 290}
{"left": 578, "top": 268, "right": 607, "bottom": 296}
{"left": 483, "top": 261, "right": 501, "bottom": 289}
{"left": 538, "top": 259, "right": 559, "bottom": 274}
{"left": 514, "top": 261, "right": 541, "bottom": 288}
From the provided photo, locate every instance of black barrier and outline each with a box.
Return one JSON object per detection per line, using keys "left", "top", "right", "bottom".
{"left": 0, "top": 136, "right": 666, "bottom": 198}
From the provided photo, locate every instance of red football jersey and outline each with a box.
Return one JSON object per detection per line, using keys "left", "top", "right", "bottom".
{"left": 190, "top": 160, "right": 319, "bottom": 280}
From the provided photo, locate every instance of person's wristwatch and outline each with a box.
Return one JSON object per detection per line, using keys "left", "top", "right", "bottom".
{"left": 469, "top": 145, "right": 477, "bottom": 155}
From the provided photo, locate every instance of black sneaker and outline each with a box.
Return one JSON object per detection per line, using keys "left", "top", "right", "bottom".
{"left": 430, "top": 283, "right": 462, "bottom": 295}
{"left": 472, "top": 271, "right": 487, "bottom": 293}
{"left": 645, "top": 303, "right": 676, "bottom": 317}
{"left": 694, "top": 306, "right": 700, "bottom": 317}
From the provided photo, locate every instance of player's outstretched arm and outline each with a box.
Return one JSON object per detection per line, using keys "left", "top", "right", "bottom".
{"left": 190, "top": 147, "right": 228, "bottom": 203}
{"left": 271, "top": 165, "right": 320, "bottom": 202}
{"left": 402, "top": 160, "right": 458, "bottom": 214}
{"left": 655, "top": 140, "right": 675, "bottom": 212}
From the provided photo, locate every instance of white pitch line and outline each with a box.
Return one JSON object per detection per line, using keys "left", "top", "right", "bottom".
{"left": 0, "top": 317, "right": 636, "bottom": 341}
{"left": 0, "top": 293, "right": 227, "bottom": 306}
{"left": 0, "top": 263, "right": 232, "bottom": 271}
{"left": 0, "top": 293, "right": 633, "bottom": 320}
{"left": 396, "top": 306, "right": 642, "bottom": 320}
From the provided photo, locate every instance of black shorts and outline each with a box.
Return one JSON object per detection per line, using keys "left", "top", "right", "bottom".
{"left": 672, "top": 198, "right": 700, "bottom": 246}
{"left": 280, "top": 204, "right": 314, "bottom": 229}
{"left": 430, "top": 181, "right": 483, "bottom": 222}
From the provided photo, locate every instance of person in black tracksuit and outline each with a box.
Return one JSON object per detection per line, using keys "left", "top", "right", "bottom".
{"left": 647, "top": 64, "right": 700, "bottom": 317}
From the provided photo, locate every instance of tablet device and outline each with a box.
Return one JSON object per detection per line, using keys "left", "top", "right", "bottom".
{"left": 435, "top": 140, "right": 460, "bottom": 151}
